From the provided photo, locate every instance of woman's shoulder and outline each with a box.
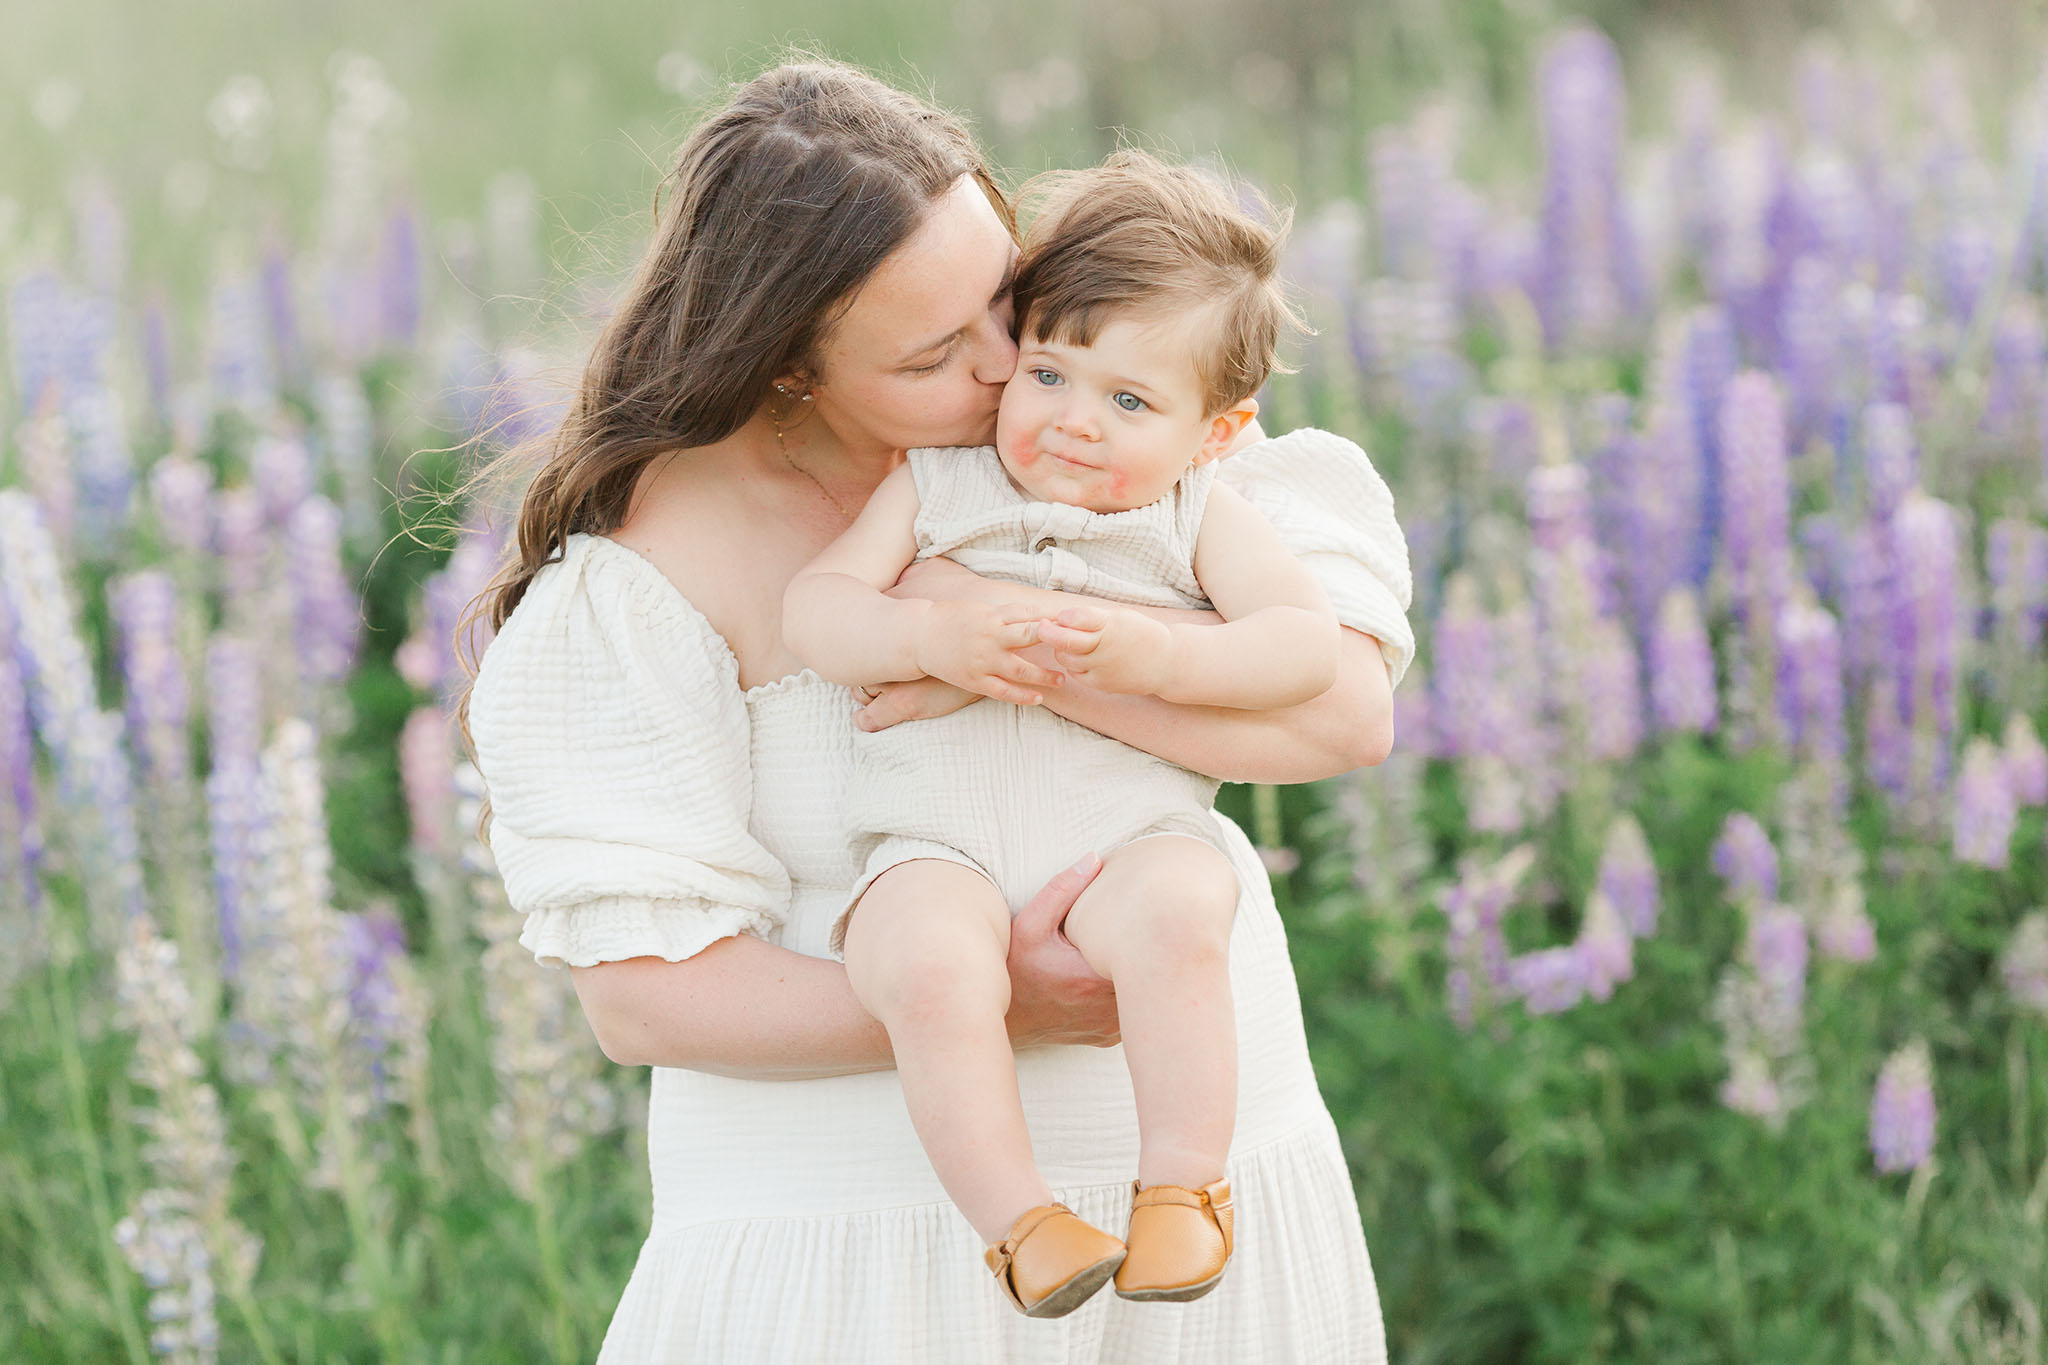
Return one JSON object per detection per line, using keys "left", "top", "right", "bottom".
{"left": 473, "top": 532, "right": 743, "bottom": 721}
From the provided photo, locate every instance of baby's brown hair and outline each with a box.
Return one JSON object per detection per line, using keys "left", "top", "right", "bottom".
{"left": 1010, "top": 149, "right": 1305, "bottom": 416}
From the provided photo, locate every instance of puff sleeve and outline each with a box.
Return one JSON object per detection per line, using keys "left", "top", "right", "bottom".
{"left": 1215, "top": 427, "right": 1417, "bottom": 689}
{"left": 467, "top": 534, "right": 792, "bottom": 969}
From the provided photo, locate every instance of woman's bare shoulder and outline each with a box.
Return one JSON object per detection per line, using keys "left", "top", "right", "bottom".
{"left": 608, "top": 448, "right": 812, "bottom": 684}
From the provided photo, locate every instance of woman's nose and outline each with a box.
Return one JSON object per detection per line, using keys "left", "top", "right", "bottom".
{"left": 968, "top": 308, "right": 1018, "bottom": 385}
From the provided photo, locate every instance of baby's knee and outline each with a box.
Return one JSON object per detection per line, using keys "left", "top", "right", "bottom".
{"left": 1119, "top": 839, "right": 1239, "bottom": 948}
{"left": 844, "top": 866, "right": 1011, "bottom": 1023}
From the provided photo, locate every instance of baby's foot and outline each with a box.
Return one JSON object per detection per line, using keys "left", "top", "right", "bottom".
{"left": 984, "top": 1202, "right": 1126, "bottom": 1318}
{"left": 1113, "top": 1177, "right": 1233, "bottom": 1302}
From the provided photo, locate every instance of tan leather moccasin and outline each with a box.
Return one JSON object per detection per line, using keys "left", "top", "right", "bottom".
{"left": 984, "top": 1202, "right": 1127, "bottom": 1318}
{"left": 1112, "top": 1177, "right": 1234, "bottom": 1302}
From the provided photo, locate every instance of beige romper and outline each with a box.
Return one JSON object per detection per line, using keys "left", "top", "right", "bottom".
{"left": 831, "top": 444, "right": 1233, "bottom": 955}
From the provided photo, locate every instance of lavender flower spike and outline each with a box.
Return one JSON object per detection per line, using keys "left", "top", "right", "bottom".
{"left": 2004, "top": 713, "right": 2048, "bottom": 806}
{"left": 1712, "top": 812, "right": 1779, "bottom": 905}
{"left": 1870, "top": 1041, "right": 1936, "bottom": 1174}
{"left": 1597, "top": 813, "right": 1661, "bottom": 937}
{"left": 1953, "top": 737, "right": 2017, "bottom": 868}
{"left": 1649, "top": 588, "right": 1718, "bottom": 735}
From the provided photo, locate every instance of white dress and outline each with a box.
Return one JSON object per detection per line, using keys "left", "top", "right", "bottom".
{"left": 840, "top": 445, "right": 1228, "bottom": 954}
{"left": 467, "top": 429, "right": 1415, "bottom": 1364}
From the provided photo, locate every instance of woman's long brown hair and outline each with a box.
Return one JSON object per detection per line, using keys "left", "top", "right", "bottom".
{"left": 454, "top": 59, "right": 1011, "bottom": 834}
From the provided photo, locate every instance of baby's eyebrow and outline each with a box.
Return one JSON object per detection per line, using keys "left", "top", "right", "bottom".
{"left": 897, "top": 251, "right": 1019, "bottom": 365}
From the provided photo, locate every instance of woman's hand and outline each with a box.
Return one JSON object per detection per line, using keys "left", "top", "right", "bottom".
{"left": 1004, "top": 854, "right": 1120, "bottom": 1049}
{"left": 852, "top": 676, "right": 980, "bottom": 731}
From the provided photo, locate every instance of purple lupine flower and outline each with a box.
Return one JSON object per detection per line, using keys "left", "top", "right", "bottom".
{"left": 1981, "top": 302, "right": 2043, "bottom": 438}
{"left": 1583, "top": 618, "right": 1643, "bottom": 760}
{"left": 0, "top": 591, "right": 45, "bottom": 921}
{"left": 398, "top": 707, "right": 455, "bottom": 853}
{"left": 1508, "top": 944, "right": 1588, "bottom": 1015}
{"left": 112, "top": 1190, "right": 222, "bottom": 1360}
{"left": 206, "top": 268, "right": 276, "bottom": 414}
{"left": 213, "top": 487, "right": 277, "bottom": 649}
{"left": 250, "top": 434, "right": 313, "bottom": 528}
{"left": 140, "top": 292, "right": 173, "bottom": 426}
{"left": 1430, "top": 574, "right": 1494, "bottom": 760}
{"left": 1649, "top": 588, "right": 1718, "bottom": 734}
{"left": 313, "top": 371, "right": 378, "bottom": 546}
{"left": 204, "top": 636, "right": 266, "bottom": 977}
{"left": 1834, "top": 519, "right": 1890, "bottom": 687}
{"left": 0, "top": 490, "right": 145, "bottom": 930}
{"left": 1814, "top": 881, "right": 1877, "bottom": 964}
{"left": 1596, "top": 813, "right": 1659, "bottom": 937}
{"left": 1987, "top": 516, "right": 2048, "bottom": 663}
{"left": 1749, "top": 904, "right": 1809, "bottom": 1007}
{"left": 148, "top": 458, "right": 215, "bottom": 557}
{"left": 1575, "top": 890, "right": 1634, "bottom": 1001}
{"left": 2004, "top": 913, "right": 2048, "bottom": 1016}
{"left": 1777, "top": 254, "right": 1841, "bottom": 449}
{"left": 1684, "top": 307, "right": 1740, "bottom": 586}
{"left": 2004, "top": 713, "right": 2048, "bottom": 806}
{"left": 1532, "top": 26, "right": 1643, "bottom": 349}
{"left": 406, "top": 530, "right": 504, "bottom": 703}
{"left": 1718, "top": 372, "right": 1794, "bottom": 629}
{"left": 379, "top": 201, "right": 422, "bottom": 349}
{"left": 1863, "top": 670, "right": 1910, "bottom": 800}
{"left": 342, "top": 907, "right": 412, "bottom": 1104}
{"left": 261, "top": 241, "right": 302, "bottom": 386}
{"left": 1478, "top": 398, "right": 1543, "bottom": 491}
{"left": 285, "top": 497, "right": 361, "bottom": 691}
{"left": 1437, "top": 844, "right": 1535, "bottom": 1029}
{"left": 1775, "top": 596, "right": 1846, "bottom": 772}
{"left": 1713, "top": 812, "right": 1779, "bottom": 905}
{"left": 1861, "top": 403, "right": 1917, "bottom": 521}
{"left": 65, "top": 379, "right": 134, "bottom": 548}
{"left": 1889, "top": 493, "right": 1962, "bottom": 785}
{"left": 1870, "top": 1041, "right": 1936, "bottom": 1174}
{"left": 68, "top": 171, "right": 128, "bottom": 296}
{"left": 109, "top": 573, "right": 191, "bottom": 794}
{"left": 1864, "top": 291, "right": 1928, "bottom": 412}
{"left": 1953, "top": 737, "right": 2017, "bottom": 868}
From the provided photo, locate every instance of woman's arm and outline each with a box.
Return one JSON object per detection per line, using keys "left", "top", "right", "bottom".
{"left": 874, "top": 557, "right": 1393, "bottom": 783}
{"left": 570, "top": 854, "right": 1120, "bottom": 1075}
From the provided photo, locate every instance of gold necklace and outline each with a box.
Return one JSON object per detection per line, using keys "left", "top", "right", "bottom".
{"left": 773, "top": 408, "right": 857, "bottom": 521}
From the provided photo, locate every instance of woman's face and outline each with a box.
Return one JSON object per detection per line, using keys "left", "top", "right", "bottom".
{"left": 805, "top": 174, "right": 1020, "bottom": 453}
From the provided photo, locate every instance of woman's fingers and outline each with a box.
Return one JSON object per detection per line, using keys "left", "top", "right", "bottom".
{"left": 997, "top": 618, "right": 1043, "bottom": 649}
{"left": 1014, "top": 852, "right": 1103, "bottom": 937}
{"left": 1036, "top": 621, "right": 1099, "bottom": 654}
{"left": 1002, "top": 656, "right": 1065, "bottom": 688}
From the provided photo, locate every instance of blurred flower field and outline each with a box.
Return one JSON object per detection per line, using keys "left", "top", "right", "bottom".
{"left": 4, "top": 9, "right": 2048, "bottom": 1363}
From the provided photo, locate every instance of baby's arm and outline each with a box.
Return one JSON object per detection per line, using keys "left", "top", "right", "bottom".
{"left": 1039, "top": 483, "right": 1338, "bottom": 709}
{"left": 782, "top": 464, "right": 1065, "bottom": 707}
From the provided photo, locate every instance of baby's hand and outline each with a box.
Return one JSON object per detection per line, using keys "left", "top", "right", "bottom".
{"left": 1036, "top": 605, "right": 1177, "bottom": 696}
{"left": 914, "top": 600, "right": 1066, "bottom": 706}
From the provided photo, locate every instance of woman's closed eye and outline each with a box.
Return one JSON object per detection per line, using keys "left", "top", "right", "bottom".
{"left": 905, "top": 342, "right": 956, "bottom": 376}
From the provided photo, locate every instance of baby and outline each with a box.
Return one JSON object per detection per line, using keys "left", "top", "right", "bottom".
{"left": 783, "top": 150, "right": 1340, "bottom": 1319}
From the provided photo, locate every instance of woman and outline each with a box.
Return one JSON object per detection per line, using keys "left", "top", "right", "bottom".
{"left": 465, "top": 59, "right": 1413, "bottom": 1363}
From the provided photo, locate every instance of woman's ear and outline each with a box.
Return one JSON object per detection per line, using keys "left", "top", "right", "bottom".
{"left": 1192, "top": 398, "right": 1261, "bottom": 466}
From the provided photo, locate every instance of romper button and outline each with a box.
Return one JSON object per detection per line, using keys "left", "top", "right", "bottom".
{"left": 1032, "top": 535, "right": 1055, "bottom": 553}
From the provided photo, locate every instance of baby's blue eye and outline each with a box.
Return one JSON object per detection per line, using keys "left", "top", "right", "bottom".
{"left": 1031, "top": 368, "right": 1061, "bottom": 386}
{"left": 1113, "top": 391, "right": 1146, "bottom": 412}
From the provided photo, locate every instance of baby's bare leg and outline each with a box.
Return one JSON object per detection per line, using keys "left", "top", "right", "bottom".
{"left": 841, "top": 860, "right": 1055, "bottom": 1244}
{"left": 1058, "top": 836, "right": 1238, "bottom": 1190}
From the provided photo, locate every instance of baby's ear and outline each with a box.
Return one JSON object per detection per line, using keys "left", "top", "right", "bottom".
{"left": 1193, "top": 398, "right": 1261, "bottom": 466}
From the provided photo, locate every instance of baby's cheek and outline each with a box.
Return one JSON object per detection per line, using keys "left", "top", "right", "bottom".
{"left": 1107, "top": 468, "right": 1130, "bottom": 501}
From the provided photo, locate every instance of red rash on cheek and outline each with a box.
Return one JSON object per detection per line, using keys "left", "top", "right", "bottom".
{"left": 1107, "top": 469, "right": 1130, "bottom": 500}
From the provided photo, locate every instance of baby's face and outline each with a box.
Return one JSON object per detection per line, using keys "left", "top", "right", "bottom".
{"left": 993, "top": 312, "right": 1224, "bottom": 513}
